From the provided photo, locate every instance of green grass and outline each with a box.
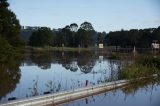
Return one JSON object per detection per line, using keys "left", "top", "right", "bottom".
{"left": 51, "top": 47, "right": 94, "bottom": 51}
{"left": 24, "top": 46, "right": 97, "bottom": 53}
{"left": 121, "top": 56, "right": 160, "bottom": 80}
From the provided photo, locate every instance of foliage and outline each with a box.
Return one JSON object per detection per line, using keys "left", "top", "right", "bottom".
{"left": 55, "top": 22, "right": 97, "bottom": 48}
{"left": 70, "top": 23, "right": 78, "bottom": 32}
{"left": 0, "top": 37, "right": 16, "bottom": 62}
{"left": 55, "top": 25, "right": 72, "bottom": 47}
{"left": 25, "top": 22, "right": 159, "bottom": 48}
{"left": 0, "top": 0, "right": 24, "bottom": 62}
{"left": 0, "top": 0, "right": 24, "bottom": 47}
{"left": 20, "top": 29, "right": 35, "bottom": 43}
{"left": 97, "top": 32, "right": 105, "bottom": 44}
{"left": 29, "top": 27, "right": 55, "bottom": 47}
{"left": 106, "top": 27, "right": 160, "bottom": 48}
{"left": 80, "top": 22, "right": 94, "bottom": 31}
{"left": 0, "top": 50, "right": 22, "bottom": 99}
{"left": 75, "top": 22, "right": 96, "bottom": 47}
{"left": 138, "top": 56, "right": 160, "bottom": 69}
{"left": 121, "top": 57, "right": 160, "bottom": 80}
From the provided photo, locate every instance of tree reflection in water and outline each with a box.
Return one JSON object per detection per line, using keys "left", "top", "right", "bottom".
{"left": 22, "top": 51, "right": 123, "bottom": 96}
{"left": 2, "top": 51, "right": 158, "bottom": 105}
{"left": 122, "top": 77, "right": 160, "bottom": 97}
{"left": 26, "top": 51, "right": 124, "bottom": 89}
{"left": 28, "top": 51, "right": 98, "bottom": 74}
{"left": 29, "top": 52, "right": 53, "bottom": 69}
{"left": 0, "top": 51, "right": 127, "bottom": 102}
{"left": 0, "top": 56, "right": 22, "bottom": 100}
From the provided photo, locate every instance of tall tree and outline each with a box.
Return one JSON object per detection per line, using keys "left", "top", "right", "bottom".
{"left": 70, "top": 23, "right": 78, "bottom": 32}
{"left": 80, "top": 22, "right": 94, "bottom": 31}
{"left": 29, "top": 27, "right": 55, "bottom": 47}
{"left": 76, "top": 22, "right": 95, "bottom": 47}
{"left": 153, "top": 27, "right": 160, "bottom": 42}
{"left": 97, "top": 32, "right": 105, "bottom": 44}
{"left": 0, "top": 0, "right": 24, "bottom": 47}
{"left": 70, "top": 23, "right": 78, "bottom": 47}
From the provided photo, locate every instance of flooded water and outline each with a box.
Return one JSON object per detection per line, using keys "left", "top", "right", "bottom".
{"left": 0, "top": 51, "right": 123, "bottom": 104}
{"left": 0, "top": 51, "right": 159, "bottom": 106}
{"left": 64, "top": 79, "right": 160, "bottom": 106}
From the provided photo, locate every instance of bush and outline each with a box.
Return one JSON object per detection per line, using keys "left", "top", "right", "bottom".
{"left": 121, "top": 57, "right": 160, "bottom": 80}
{"left": 0, "top": 37, "right": 15, "bottom": 62}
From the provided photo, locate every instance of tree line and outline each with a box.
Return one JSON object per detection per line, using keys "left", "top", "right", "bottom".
{"left": 29, "top": 22, "right": 107, "bottom": 48}
{"left": 28, "top": 25, "right": 160, "bottom": 48}
{"left": 106, "top": 27, "right": 160, "bottom": 48}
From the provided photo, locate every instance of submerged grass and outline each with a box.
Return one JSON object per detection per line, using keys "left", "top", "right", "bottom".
{"left": 122, "top": 77, "right": 160, "bottom": 95}
{"left": 121, "top": 56, "right": 160, "bottom": 80}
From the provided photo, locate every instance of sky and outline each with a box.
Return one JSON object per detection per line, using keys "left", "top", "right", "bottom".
{"left": 8, "top": 0, "right": 160, "bottom": 32}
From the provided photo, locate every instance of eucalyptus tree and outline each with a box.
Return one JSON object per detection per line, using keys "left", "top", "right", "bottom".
{"left": 0, "top": 0, "right": 24, "bottom": 47}
{"left": 29, "top": 27, "right": 55, "bottom": 47}
{"left": 69, "top": 23, "right": 78, "bottom": 47}
{"left": 76, "top": 22, "right": 95, "bottom": 48}
{"left": 80, "top": 22, "right": 94, "bottom": 31}
{"left": 70, "top": 23, "right": 78, "bottom": 32}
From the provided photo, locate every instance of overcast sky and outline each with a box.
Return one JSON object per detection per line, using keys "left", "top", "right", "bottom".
{"left": 8, "top": 0, "right": 160, "bottom": 32}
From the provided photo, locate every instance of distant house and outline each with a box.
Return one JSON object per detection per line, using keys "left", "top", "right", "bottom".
{"left": 99, "top": 44, "right": 104, "bottom": 48}
{"left": 21, "top": 26, "right": 41, "bottom": 30}
{"left": 152, "top": 43, "right": 159, "bottom": 49}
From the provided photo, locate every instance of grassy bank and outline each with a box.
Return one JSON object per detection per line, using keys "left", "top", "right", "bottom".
{"left": 24, "top": 46, "right": 98, "bottom": 53}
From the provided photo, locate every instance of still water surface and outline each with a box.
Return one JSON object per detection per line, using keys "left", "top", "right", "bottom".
{"left": 0, "top": 51, "right": 159, "bottom": 106}
{"left": 65, "top": 82, "right": 160, "bottom": 106}
{"left": 0, "top": 51, "right": 121, "bottom": 103}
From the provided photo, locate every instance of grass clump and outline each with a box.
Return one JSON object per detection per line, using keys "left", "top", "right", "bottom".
{"left": 121, "top": 56, "right": 160, "bottom": 80}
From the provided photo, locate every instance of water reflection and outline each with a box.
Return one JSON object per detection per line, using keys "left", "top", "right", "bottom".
{"left": 27, "top": 51, "right": 97, "bottom": 72}
{"left": 0, "top": 57, "right": 22, "bottom": 100}
{"left": 22, "top": 51, "right": 122, "bottom": 98}
{"left": 56, "top": 51, "right": 96, "bottom": 73}
{"left": 29, "top": 52, "right": 53, "bottom": 69}
{"left": 64, "top": 78, "right": 160, "bottom": 106}
{"left": 122, "top": 77, "right": 160, "bottom": 96}
{"left": 26, "top": 51, "right": 101, "bottom": 73}
{"left": 0, "top": 51, "right": 128, "bottom": 103}
{"left": 27, "top": 51, "right": 122, "bottom": 74}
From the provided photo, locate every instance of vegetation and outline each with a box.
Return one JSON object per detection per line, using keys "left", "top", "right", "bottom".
{"left": 0, "top": 37, "right": 15, "bottom": 62}
{"left": 29, "top": 27, "right": 55, "bottom": 47}
{"left": 121, "top": 56, "right": 160, "bottom": 80}
{"left": 106, "top": 27, "right": 160, "bottom": 48}
{"left": 28, "top": 22, "right": 107, "bottom": 48}
{"left": 0, "top": 0, "right": 24, "bottom": 61}
{"left": 0, "top": 0, "right": 24, "bottom": 47}
{"left": 1, "top": 1, "right": 159, "bottom": 51}
{"left": 27, "top": 23, "right": 160, "bottom": 49}
{"left": 76, "top": 22, "right": 95, "bottom": 47}
{"left": 54, "top": 22, "right": 97, "bottom": 48}
{"left": 0, "top": 54, "right": 22, "bottom": 99}
{"left": 1, "top": 0, "right": 160, "bottom": 55}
